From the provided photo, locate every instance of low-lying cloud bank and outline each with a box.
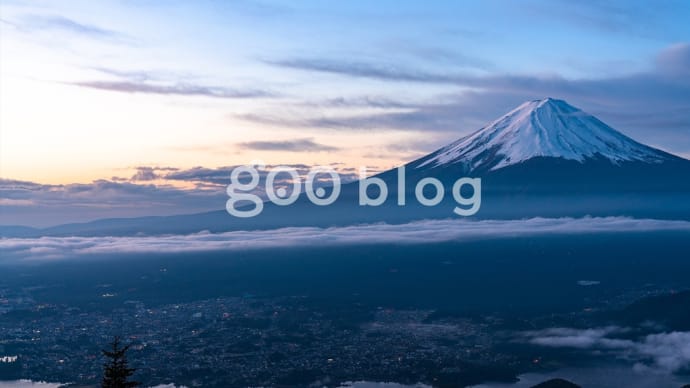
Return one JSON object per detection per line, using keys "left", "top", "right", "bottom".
{"left": 1, "top": 217, "right": 690, "bottom": 262}
{"left": 525, "top": 326, "right": 690, "bottom": 374}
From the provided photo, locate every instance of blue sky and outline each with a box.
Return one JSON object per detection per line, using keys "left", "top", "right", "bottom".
{"left": 1, "top": 0, "right": 689, "bottom": 225}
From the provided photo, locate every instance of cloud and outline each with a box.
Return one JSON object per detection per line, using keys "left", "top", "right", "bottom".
{"left": 656, "top": 42, "right": 690, "bottom": 77}
{"left": 637, "top": 331, "right": 690, "bottom": 372}
{"left": 237, "top": 138, "right": 339, "bottom": 152}
{"left": 0, "top": 163, "right": 363, "bottom": 227}
{"left": 0, "top": 178, "right": 226, "bottom": 227}
{"left": 0, "top": 381, "right": 62, "bottom": 388}
{"left": 265, "top": 58, "right": 468, "bottom": 84}
{"left": 0, "top": 178, "right": 218, "bottom": 210}
{"left": 0, "top": 198, "right": 35, "bottom": 206}
{"left": 2, "top": 217, "right": 690, "bottom": 261}
{"left": 162, "top": 166, "right": 237, "bottom": 186}
{"left": 528, "top": 326, "right": 628, "bottom": 349}
{"left": 20, "top": 15, "right": 122, "bottom": 39}
{"left": 236, "top": 91, "right": 532, "bottom": 133}
{"left": 129, "top": 166, "right": 178, "bottom": 182}
{"left": 526, "top": 326, "right": 690, "bottom": 373}
{"left": 164, "top": 164, "right": 357, "bottom": 186}
{"left": 6, "top": 14, "right": 134, "bottom": 45}
{"left": 576, "top": 280, "right": 601, "bottom": 286}
{"left": 68, "top": 67, "right": 274, "bottom": 100}
{"left": 89, "top": 67, "right": 160, "bottom": 82}
{"left": 396, "top": 44, "right": 494, "bottom": 70}
{"left": 130, "top": 167, "right": 159, "bottom": 181}
{"left": 69, "top": 80, "right": 273, "bottom": 99}
{"left": 298, "top": 95, "right": 417, "bottom": 109}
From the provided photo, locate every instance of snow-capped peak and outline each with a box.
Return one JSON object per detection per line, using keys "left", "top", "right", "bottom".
{"left": 417, "top": 98, "right": 671, "bottom": 172}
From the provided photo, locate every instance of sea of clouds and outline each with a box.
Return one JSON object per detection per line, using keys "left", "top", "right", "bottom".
{"left": 2, "top": 216, "right": 690, "bottom": 262}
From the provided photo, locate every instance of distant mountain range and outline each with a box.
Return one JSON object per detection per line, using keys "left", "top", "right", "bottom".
{"left": 4, "top": 98, "right": 690, "bottom": 237}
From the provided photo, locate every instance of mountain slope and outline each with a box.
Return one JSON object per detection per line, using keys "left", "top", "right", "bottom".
{"left": 413, "top": 98, "right": 677, "bottom": 173}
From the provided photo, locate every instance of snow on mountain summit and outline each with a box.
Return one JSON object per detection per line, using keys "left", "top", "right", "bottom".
{"left": 417, "top": 98, "right": 671, "bottom": 172}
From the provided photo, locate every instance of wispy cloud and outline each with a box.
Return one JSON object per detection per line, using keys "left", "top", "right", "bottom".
{"left": 395, "top": 44, "right": 494, "bottom": 70}
{"left": 235, "top": 92, "right": 516, "bottom": 133}
{"left": 265, "top": 58, "right": 468, "bottom": 84}
{"left": 163, "top": 164, "right": 358, "bottom": 186}
{"left": 297, "top": 95, "right": 417, "bottom": 109}
{"left": 237, "top": 138, "right": 339, "bottom": 152}
{"left": 161, "top": 166, "right": 237, "bottom": 186}
{"left": 26, "top": 15, "right": 117, "bottom": 37}
{"left": 66, "top": 66, "right": 275, "bottom": 99}
{"left": 3, "top": 217, "right": 690, "bottom": 261}
{"left": 15, "top": 14, "right": 128, "bottom": 42}
{"left": 69, "top": 80, "right": 274, "bottom": 99}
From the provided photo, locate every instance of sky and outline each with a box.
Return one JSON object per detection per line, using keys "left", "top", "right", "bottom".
{"left": 1, "top": 0, "right": 690, "bottom": 226}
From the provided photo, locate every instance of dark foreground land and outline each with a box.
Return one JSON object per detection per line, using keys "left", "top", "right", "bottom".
{"left": 1, "top": 231, "right": 690, "bottom": 387}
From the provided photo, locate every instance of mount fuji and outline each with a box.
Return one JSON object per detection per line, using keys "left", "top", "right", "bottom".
{"left": 4, "top": 98, "right": 690, "bottom": 237}
{"left": 381, "top": 97, "right": 690, "bottom": 220}
{"left": 413, "top": 98, "right": 676, "bottom": 173}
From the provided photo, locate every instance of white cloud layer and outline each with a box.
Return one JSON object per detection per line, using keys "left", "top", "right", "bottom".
{"left": 526, "top": 326, "right": 690, "bottom": 373}
{"left": 2, "top": 217, "right": 690, "bottom": 261}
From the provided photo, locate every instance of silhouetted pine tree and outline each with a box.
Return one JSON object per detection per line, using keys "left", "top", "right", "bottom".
{"left": 101, "top": 336, "right": 140, "bottom": 388}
